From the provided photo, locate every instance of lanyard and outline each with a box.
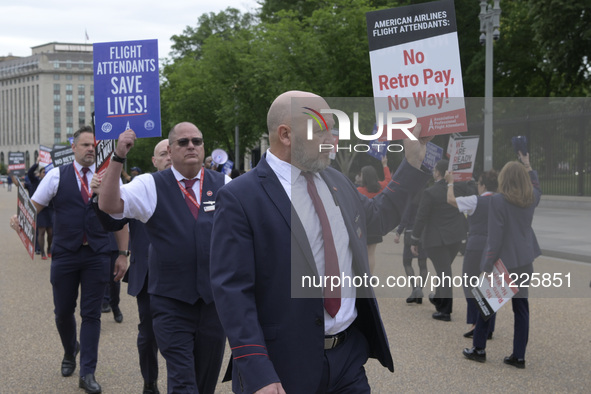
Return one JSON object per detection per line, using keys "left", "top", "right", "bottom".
{"left": 73, "top": 165, "right": 91, "bottom": 197}
{"left": 176, "top": 168, "right": 204, "bottom": 211}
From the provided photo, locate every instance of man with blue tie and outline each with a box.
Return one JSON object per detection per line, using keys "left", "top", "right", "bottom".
{"left": 11, "top": 126, "right": 128, "bottom": 394}
{"left": 98, "top": 122, "right": 230, "bottom": 393}
{"left": 209, "top": 91, "right": 432, "bottom": 393}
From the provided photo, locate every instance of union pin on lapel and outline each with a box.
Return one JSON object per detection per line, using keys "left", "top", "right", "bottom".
{"left": 206, "top": 190, "right": 213, "bottom": 197}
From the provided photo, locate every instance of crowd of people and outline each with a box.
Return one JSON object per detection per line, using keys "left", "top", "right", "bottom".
{"left": 8, "top": 90, "right": 542, "bottom": 394}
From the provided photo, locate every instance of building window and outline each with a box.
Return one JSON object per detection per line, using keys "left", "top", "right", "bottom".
{"left": 53, "top": 61, "right": 59, "bottom": 69}
{"left": 78, "top": 60, "right": 84, "bottom": 70}
{"left": 66, "top": 60, "right": 72, "bottom": 69}
{"left": 54, "top": 104, "right": 61, "bottom": 111}
{"left": 66, "top": 84, "right": 73, "bottom": 92}
{"left": 66, "top": 126, "right": 73, "bottom": 136}
{"left": 66, "top": 94, "right": 73, "bottom": 102}
{"left": 53, "top": 94, "right": 61, "bottom": 102}
{"left": 53, "top": 74, "right": 60, "bottom": 80}
{"left": 66, "top": 74, "right": 73, "bottom": 80}
{"left": 78, "top": 75, "right": 85, "bottom": 81}
{"left": 53, "top": 83, "right": 60, "bottom": 92}
{"left": 78, "top": 94, "right": 85, "bottom": 103}
{"left": 78, "top": 105, "right": 85, "bottom": 112}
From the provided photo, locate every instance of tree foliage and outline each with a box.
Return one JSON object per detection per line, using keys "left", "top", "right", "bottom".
{"left": 160, "top": 0, "right": 590, "bottom": 173}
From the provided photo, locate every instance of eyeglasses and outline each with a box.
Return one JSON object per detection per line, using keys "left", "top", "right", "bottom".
{"left": 174, "top": 137, "right": 203, "bottom": 147}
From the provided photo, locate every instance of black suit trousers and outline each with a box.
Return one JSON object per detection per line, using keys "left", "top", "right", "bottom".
{"left": 426, "top": 242, "right": 461, "bottom": 315}
{"left": 136, "top": 279, "right": 159, "bottom": 383}
{"left": 150, "top": 295, "right": 225, "bottom": 394}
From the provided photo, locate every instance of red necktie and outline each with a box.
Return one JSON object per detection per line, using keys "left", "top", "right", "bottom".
{"left": 81, "top": 167, "right": 90, "bottom": 204}
{"left": 183, "top": 178, "right": 199, "bottom": 220}
{"left": 81, "top": 167, "right": 90, "bottom": 244}
{"left": 302, "top": 172, "right": 341, "bottom": 317}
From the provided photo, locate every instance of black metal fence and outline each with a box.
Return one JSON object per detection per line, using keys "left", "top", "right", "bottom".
{"left": 344, "top": 98, "right": 591, "bottom": 196}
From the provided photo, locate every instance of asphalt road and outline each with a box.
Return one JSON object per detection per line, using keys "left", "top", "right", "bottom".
{"left": 1, "top": 185, "right": 590, "bottom": 393}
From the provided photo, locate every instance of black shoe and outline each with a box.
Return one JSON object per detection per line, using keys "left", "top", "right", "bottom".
{"left": 487, "top": 332, "right": 493, "bottom": 340}
{"left": 112, "top": 307, "right": 123, "bottom": 323}
{"left": 463, "top": 347, "right": 486, "bottom": 363}
{"left": 101, "top": 303, "right": 111, "bottom": 313}
{"left": 61, "top": 341, "right": 80, "bottom": 377}
{"left": 432, "top": 312, "right": 451, "bottom": 322}
{"left": 79, "top": 373, "right": 102, "bottom": 393}
{"left": 503, "top": 355, "right": 525, "bottom": 369}
{"left": 143, "top": 381, "right": 160, "bottom": 394}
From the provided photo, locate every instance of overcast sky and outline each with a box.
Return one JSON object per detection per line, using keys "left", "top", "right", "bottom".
{"left": 0, "top": 0, "right": 260, "bottom": 60}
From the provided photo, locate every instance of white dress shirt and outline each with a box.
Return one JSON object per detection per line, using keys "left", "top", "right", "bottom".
{"left": 456, "top": 191, "right": 493, "bottom": 216}
{"left": 119, "top": 166, "right": 231, "bottom": 223}
{"left": 32, "top": 162, "right": 95, "bottom": 206}
{"left": 267, "top": 149, "right": 357, "bottom": 335}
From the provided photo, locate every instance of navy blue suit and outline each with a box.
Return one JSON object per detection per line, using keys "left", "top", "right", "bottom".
{"left": 210, "top": 156, "right": 429, "bottom": 393}
{"left": 103, "top": 234, "right": 122, "bottom": 310}
{"left": 145, "top": 168, "right": 226, "bottom": 393}
{"left": 128, "top": 220, "right": 159, "bottom": 384}
{"left": 92, "top": 198, "right": 160, "bottom": 385}
{"left": 474, "top": 170, "right": 541, "bottom": 358}
{"left": 463, "top": 194, "right": 495, "bottom": 331}
{"left": 50, "top": 164, "right": 111, "bottom": 376}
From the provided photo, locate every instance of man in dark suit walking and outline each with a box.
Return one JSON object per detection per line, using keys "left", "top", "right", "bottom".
{"left": 11, "top": 126, "right": 129, "bottom": 394}
{"left": 209, "top": 91, "right": 432, "bottom": 393}
{"left": 98, "top": 123, "right": 230, "bottom": 393}
{"left": 410, "top": 159, "right": 468, "bottom": 321}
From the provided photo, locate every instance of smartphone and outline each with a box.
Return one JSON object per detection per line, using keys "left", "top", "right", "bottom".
{"left": 511, "top": 136, "right": 528, "bottom": 156}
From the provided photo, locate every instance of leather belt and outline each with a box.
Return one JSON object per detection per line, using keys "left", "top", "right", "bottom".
{"left": 324, "top": 327, "right": 351, "bottom": 350}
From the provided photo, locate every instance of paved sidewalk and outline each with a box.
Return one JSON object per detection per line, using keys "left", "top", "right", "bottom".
{"left": 1, "top": 188, "right": 590, "bottom": 393}
{"left": 533, "top": 206, "right": 591, "bottom": 263}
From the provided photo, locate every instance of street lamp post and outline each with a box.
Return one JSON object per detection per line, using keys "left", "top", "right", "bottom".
{"left": 479, "top": 0, "right": 501, "bottom": 171}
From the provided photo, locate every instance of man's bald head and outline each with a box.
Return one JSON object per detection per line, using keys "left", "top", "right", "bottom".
{"left": 267, "top": 91, "right": 325, "bottom": 138}
{"left": 266, "top": 91, "right": 334, "bottom": 170}
{"left": 153, "top": 139, "right": 169, "bottom": 157}
{"left": 152, "top": 139, "right": 171, "bottom": 171}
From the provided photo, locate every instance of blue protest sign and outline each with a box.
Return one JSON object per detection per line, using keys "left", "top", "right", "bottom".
{"left": 366, "top": 123, "right": 389, "bottom": 160}
{"left": 221, "top": 160, "right": 234, "bottom": 176}
{"left": 422, "top": 142, "right": 443, "bottom": 172}
{"left": 93, "top": 39, "right": 161, "bottom": 140}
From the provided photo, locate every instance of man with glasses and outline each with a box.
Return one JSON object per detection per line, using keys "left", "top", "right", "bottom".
{"left": 98, "top": 122, "right": 230, "bottom": 394}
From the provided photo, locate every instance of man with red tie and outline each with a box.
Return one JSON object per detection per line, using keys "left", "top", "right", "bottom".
{"left": 209, "top": 91, "right": 432, "bottom": 393}
{"left": 98, "top": 122, "right": 230, "bottom": 394}
{"left": 11, "top": 126, "right": 128, "bottom": 394}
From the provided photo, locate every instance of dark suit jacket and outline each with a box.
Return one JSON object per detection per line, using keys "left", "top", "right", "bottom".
{"left": 411, "top": 179, "right": 468, "bottom": 249}
{"left": 482, "top": 170, "right": 542, "bottom": 272}
{"left": 210, "top": 155, "right": 429, "bottom": 393}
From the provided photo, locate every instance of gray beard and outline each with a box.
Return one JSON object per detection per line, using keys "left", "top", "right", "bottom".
{"left": 292, "top": 144, "right": 330, "bottom": 173}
